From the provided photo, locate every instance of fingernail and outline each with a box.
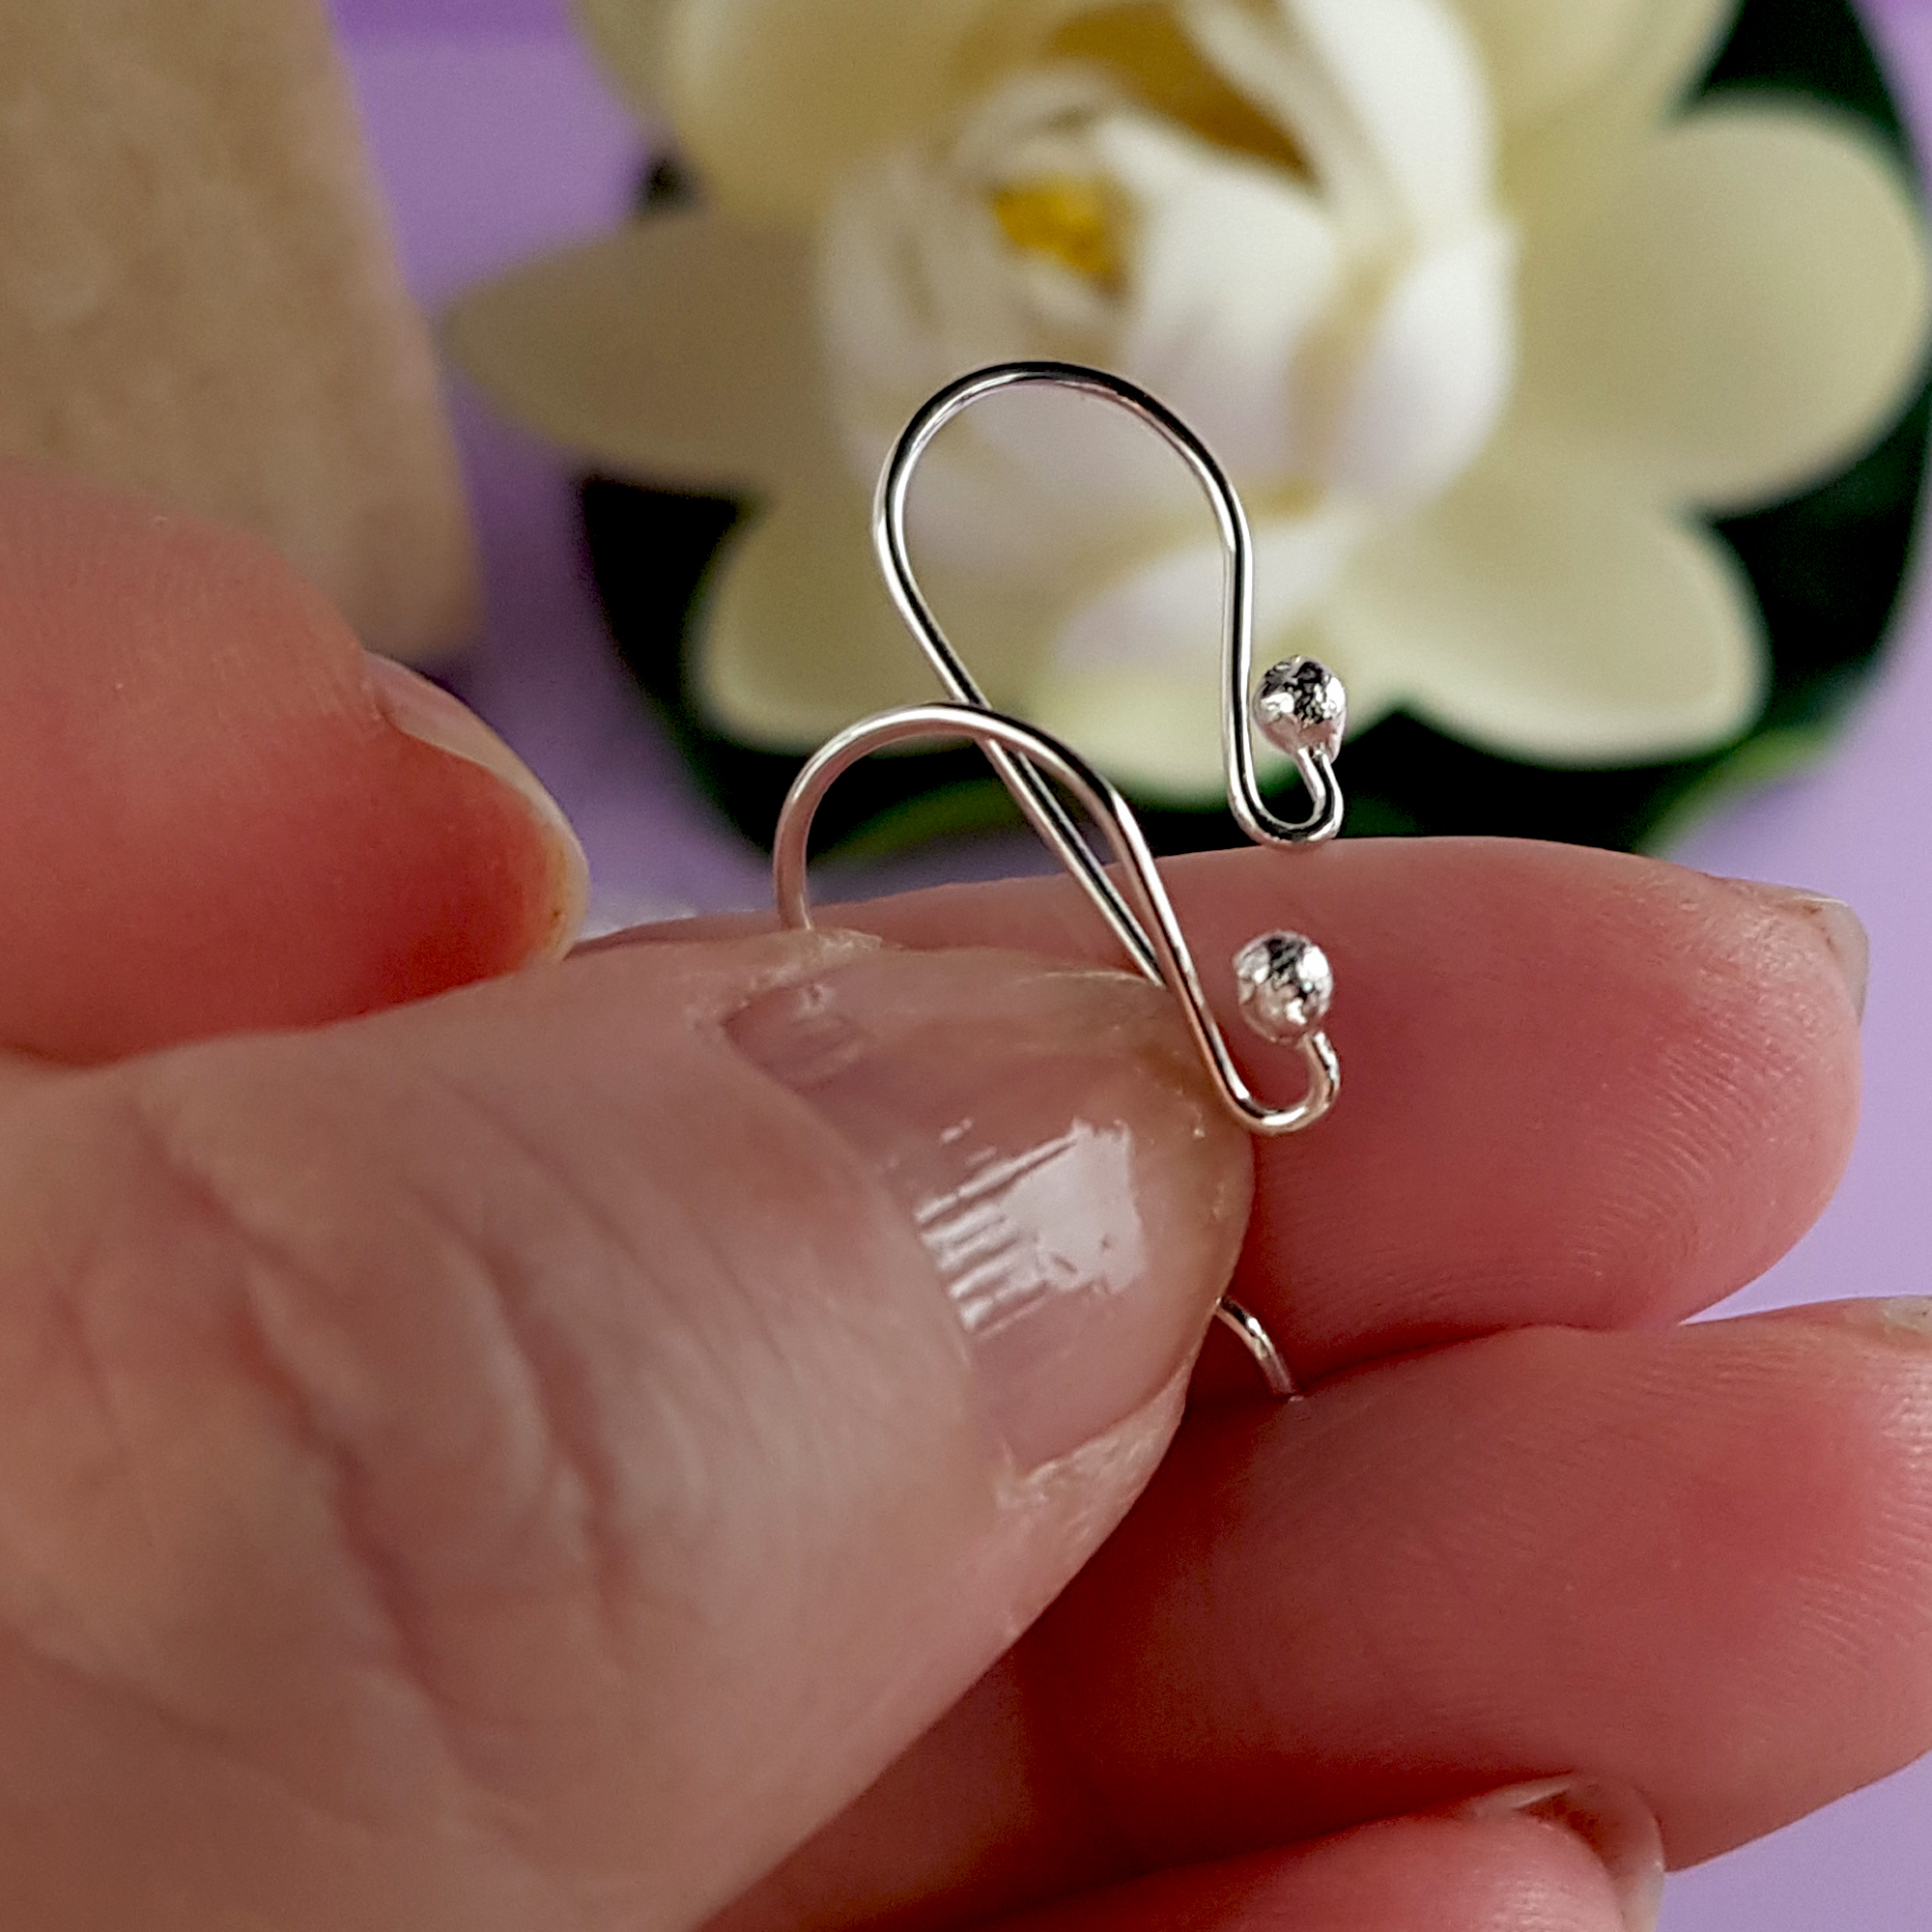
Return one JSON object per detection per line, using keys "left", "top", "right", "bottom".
{"left": 1772, "top": 1295, "right": 1932, "bottom": 1348}
{"left": 1456, "top": 1777, "right": 1664, "bottom": 1932}
{"left": 1719, "top": 880, "right": 1868, "bottom": 1021}
{"left": 1873, "top": 1296, "right": 1932, "bottom": 1340}
{"left": 366, "top": 654, "right": 588, "bottom": 955}
{"left": 727, "top": 949, "right": 1253, "bottom": 1472}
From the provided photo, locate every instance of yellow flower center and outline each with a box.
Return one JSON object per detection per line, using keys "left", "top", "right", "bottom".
{"left": 1047, "top": 4, "right": 1308, "bottom": 176}
{"left": 993, "top": 176, "right": 1126, "bottom": 287}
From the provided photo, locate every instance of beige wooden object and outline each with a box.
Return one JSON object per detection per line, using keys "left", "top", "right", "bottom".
{"left": 0, "top": 0, "right": 476, "bottom": 658}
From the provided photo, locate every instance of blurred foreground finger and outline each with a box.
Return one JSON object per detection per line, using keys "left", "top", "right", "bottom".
{"left": 733, "top": 1305, "right": 1932, "bottom": 1926}
{"left": 0, "top": 460, "right": 584, "bottom": 1062}
{"left": 992, "top": 1784, "right": 1662, "bottom": 1932}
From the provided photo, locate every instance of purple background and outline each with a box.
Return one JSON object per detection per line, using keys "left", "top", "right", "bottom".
{"left": 322, "top": 3, "right": 1932, "bottom": 1924}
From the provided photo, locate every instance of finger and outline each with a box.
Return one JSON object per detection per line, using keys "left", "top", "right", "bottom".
{"left": 0, "top": 931, "right": 1249, "bottom": 1928}
{"left": 1037, "top": 1307, "right": 1932, "bottom": 1863}
{"left": 726, "top": 1304, "right": 1932, "bottom": 1928}
{"left": 621, "top": 836, "right": 1862, "bottom": 1368}
{"left": 0, "top": 459, "right": 585, "bottom": 1063}
{"left": 988, "top": 1794, "right": 1659, "bottom": 1932}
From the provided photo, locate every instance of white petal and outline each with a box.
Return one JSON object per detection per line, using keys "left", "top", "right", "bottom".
{"left": 1028, "top": 662, "right": 1229, "bottom": 800}
{"left": 443, "top": 212, "right": 834, "bottom": 493}
{"left": 1449, "top": 0, "right": 1654, "bottom": 127}
{"left": 698, "top": 480, "right": 1060, "bottom": 750}
{"left": 1099, "top": 119, "right": 1345, "bottom": 481}
{"left": 660, "top": 0, "right": 1000, "bottom": 225}
{"left": 572, "top": 0, "right": 676, "bottom": 118}
{"left": 1292, "top": 0, "right": 1494, "bottom": 228}
{"left": 1029, "top": 609, "right": 1408, "bottom": 803}
{"left": 1189, "top": 0, "right": 1494, "bottom": 235}
{"left": 1563, "top": 0, "right": 1742, "bottom": 128}
{"left": 885, "top": 384, "right": 1200, "bottom": 582}
{"left": 818, "top": 108, "right": 1197, "bottom": 578}
{"left": 1322, "top": 452, "right": 1766, "bottom": 762}
{"left": 1497, "top": 0, "right": 1742, "bottom": 211}
{"left": 1055, "top": 506, "right": 1367, "bottom": 676}
{"left": 1513, "top": 103, "right": 1932, "bottom": 512}
{"left": 1325, "top": 219, "right": 1518, "bottom": 505}
{"left": 1036, "top": 504, "right": 1369, "bottom": 797}
{"left": 818, "top": 78, "right": 1351, "bottom": 571}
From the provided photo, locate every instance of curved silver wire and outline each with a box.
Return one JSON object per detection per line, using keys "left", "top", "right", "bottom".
{"left": 774, "top": 703, "right": 1339, "bottom": 1139}
{"left": 1211, "top": 1295, "right": 1299, "bottom": 1399}
{"left": 874, "top": 361, "right": 1346, "bottom": 980}
{"left": 784, "top": 360, "right": 1356, "bottom": 1399}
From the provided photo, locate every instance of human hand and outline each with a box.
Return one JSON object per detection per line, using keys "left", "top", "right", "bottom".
{"left": 0, "top": 461, "right": 1920, "bottom": 1932}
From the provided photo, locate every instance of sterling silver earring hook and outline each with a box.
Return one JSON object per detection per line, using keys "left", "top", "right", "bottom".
{"left": 771, "top": 703, "right": 1313, "bottom": 1400}
{"left": 773, "top": 703, "right": 1340, "bottom": 1137}
{"left": 874, "top": 360, "right": 1348, "bottom": 881}
{"left": 773, "top": 360, "right": 1351, "bottom": 1399}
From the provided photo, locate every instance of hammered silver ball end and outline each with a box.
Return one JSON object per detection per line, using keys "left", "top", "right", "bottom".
{"left": 1252, "top": 657, "right": 1347, "bottom": 762}
{"left": 1232, "top": 931, "right": 1334, "bottom": 1045}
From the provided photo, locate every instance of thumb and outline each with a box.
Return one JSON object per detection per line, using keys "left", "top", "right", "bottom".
{"left": 0, "top": 923, "right": 1250, "bottom": 1929}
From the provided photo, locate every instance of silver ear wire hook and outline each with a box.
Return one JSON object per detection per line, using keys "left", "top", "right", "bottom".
{"left": 774, "top": 703, "right": 1340, "bottom": 1137}
{"left": 774, "top": 361, "right": 1351, "bottom": 1399}
{"left": 874, "top": 360, "right": 1348, "bottom": 886}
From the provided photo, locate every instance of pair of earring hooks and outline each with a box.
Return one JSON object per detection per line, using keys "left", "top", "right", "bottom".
{"left": 771, "top": 360, "right": 1349, "bottom": 1398}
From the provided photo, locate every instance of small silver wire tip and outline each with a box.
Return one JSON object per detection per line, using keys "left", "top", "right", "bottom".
{"left": 771, "top": 360, "right": 1352, "bottom": 1400}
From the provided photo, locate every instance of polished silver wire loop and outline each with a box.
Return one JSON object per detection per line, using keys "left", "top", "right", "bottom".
{"left": 774, "top": 703, "right": 1339, "bottom": 1139}
{"left": 874, "top": 361, "right": 1347, "bottom": 979}
{"left": 779, "top": 360, "right": 1356, "bottom": 1399}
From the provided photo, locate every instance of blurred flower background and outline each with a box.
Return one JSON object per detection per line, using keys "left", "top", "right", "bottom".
{"left": 449, "top": 0, "right": 1931, "bottom": 855}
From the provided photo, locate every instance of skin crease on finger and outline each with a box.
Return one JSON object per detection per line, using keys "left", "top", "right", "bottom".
{"left": 719, "top": 1309, "right": 1932, "bottom": 1932}
{"left": 630, "top": 835, "right": 1863, "bottom": 1375}
{"left": 0, "top": 932, "right": 1251, "bottom": 1930}
{"left": 0, "top": 823, "right": 1864, "bottom": 1930}
{"left": 0, "top": 454, "right": 1874, "bottom": 1932}
{"left": 0, "top": 845, "right": 1874, "bottom": 1932}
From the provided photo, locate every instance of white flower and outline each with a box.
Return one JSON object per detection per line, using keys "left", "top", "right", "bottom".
{"left": 448, "top": 0, "right": 1931, "bottom": 800}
